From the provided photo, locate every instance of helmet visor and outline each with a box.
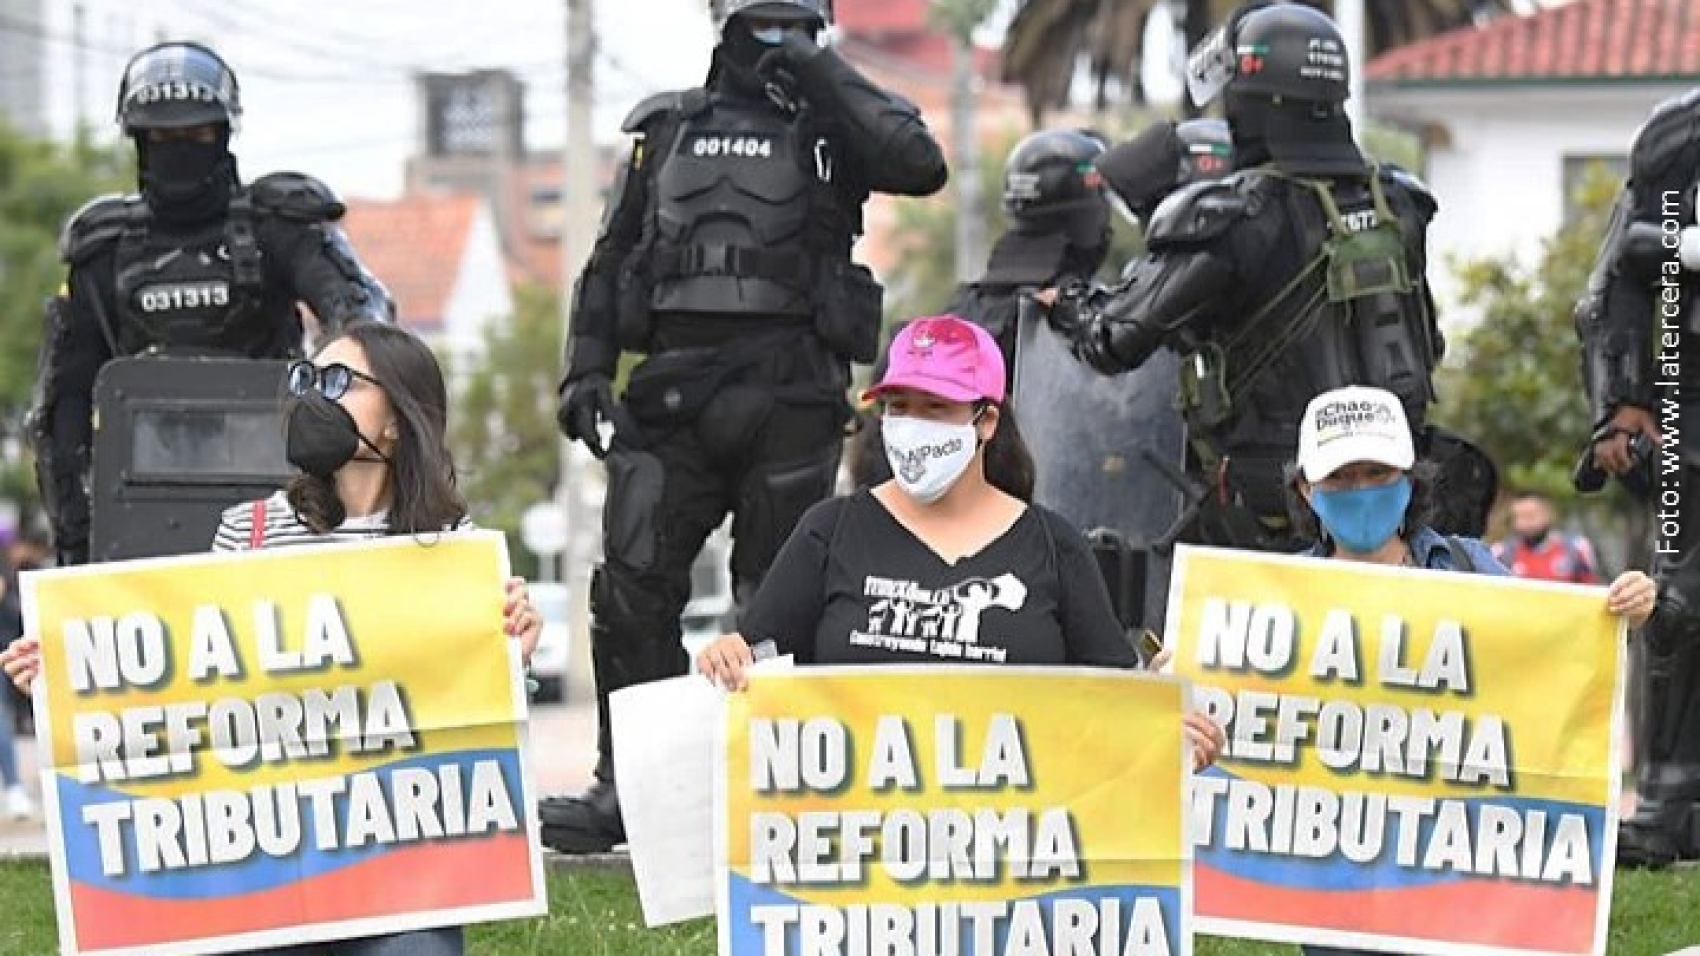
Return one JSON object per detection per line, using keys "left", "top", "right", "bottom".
{"left": 1186, "top": 24, "right": 1235, "bottom": 108}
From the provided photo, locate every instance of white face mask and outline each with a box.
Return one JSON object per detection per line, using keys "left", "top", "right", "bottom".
{"left": 882, "top": 414, "right": 979, "bottom": 504}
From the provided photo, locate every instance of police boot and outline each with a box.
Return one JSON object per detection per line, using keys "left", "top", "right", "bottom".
{"left": 1619, "top": 606, "right": 1700, "bottom": 868}
{"left": 539, "top": 621, "right": 629, "bottom": 854}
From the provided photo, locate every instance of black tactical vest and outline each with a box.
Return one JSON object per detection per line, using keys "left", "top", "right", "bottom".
{"left": 1207, "top": 170, "right": 1440, "bottom": 463}
{"left": 649, "top": 96, "right": 828, "bottom": 317}
{"left": 108, "top": 198, "right": 298, "bottom": 357}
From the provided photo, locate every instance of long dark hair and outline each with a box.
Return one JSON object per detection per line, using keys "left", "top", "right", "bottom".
{"left": 980, "top": 399, "right": 1037, "bottom": 503}
{"left": 1283, "top": 458, "right": 1440, "bottom": 547}
{"left": 287, "top": 321, "right": 467, "bottom": 535}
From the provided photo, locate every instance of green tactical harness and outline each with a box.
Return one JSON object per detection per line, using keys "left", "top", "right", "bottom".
{"left": 1176, "top": 162, "right": 1418, "bottom": 480}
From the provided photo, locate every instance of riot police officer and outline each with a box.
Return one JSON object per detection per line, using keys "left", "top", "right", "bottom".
{"left": 1575, "top": 88, "right": 1700, "bottom": 868}
{"left": 544, "top": 0, "right": 946, "bottom": 854}
{"left": 1044, "top": 3, "right": 1482, "bottom": 553}
{"left": 30, "top": 41, "right": 392, "bottom": 568}
{"left": 847, "top": 128, "right": 1115, "bottom": 489}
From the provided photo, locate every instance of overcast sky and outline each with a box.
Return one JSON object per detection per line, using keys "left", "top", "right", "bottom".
{"left": 37, "top": 0, "right": 725, "bottom": 199}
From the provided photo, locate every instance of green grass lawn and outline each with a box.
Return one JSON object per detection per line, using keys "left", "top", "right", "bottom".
{"left": 0, "top": 860, "right": 1695, "bottom": 955}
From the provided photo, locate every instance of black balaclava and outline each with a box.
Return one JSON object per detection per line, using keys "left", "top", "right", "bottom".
{"left": 137, "top": 128, "right": 237, "bottom": 226}
{"left": 711, "top": 20, "right": 778, "bottom": 99}
{"left": 1225, "top": 91, "right": 1272, "bottom": 169}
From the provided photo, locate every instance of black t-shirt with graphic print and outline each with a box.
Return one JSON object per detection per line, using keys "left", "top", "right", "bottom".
{"left": 740, "top": 489, "right": 1139, "bottom": 668}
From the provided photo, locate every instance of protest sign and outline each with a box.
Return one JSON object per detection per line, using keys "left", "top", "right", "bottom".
{"left": 613, "top": 655, "right": 794, "bottom": 928}
{"left": 24, "top": 532, "right": 546, "bottom": 956}
{"left": 1166, "top": 545, "right": 1623, "bottom": 956}
{"left": 716, "top": 667, "right": 1189, "bottom": 956}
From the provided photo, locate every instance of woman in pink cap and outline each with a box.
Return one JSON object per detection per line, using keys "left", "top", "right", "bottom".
{"left": 696, "top": 314, "right": 1224, "bottom": 767}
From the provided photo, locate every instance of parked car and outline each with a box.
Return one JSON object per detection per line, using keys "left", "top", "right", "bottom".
{"left": 528, "top": 582, "right": 572, "bottom": 703}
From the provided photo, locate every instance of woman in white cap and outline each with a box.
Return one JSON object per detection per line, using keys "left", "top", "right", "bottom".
{"left": 696, "top": 314, "right": 1225, "bottom": 768}
{"left": 1291, "top": 385, "right": 1654, "bottom": 956}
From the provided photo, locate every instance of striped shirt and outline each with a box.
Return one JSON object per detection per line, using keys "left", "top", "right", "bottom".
{"left": 210, "top": 490, "right": 473, "bottom": 552}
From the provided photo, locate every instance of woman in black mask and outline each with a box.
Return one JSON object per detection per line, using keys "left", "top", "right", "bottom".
{"left": 4, "top": 322, "right": 541, "bottom": 956}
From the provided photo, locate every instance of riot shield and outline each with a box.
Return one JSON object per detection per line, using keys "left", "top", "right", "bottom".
{"left": 1013, "top": 309, "right": 1188, "bottom": 633}
{"left": 90, "top": 356, "right": 293, "bottom": 562}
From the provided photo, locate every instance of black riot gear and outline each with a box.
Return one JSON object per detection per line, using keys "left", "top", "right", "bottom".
{"left": 28, "top": 44, "right": 393, "bottom": 569}
{"left": 1575, "top": 87, "right": 1700, "bottom": 869}
{"left": 1002, "top": 129, "right": 1108, "bottom": 219}
{"left": 719, "top": 0, "right": 830, "bottom": 31}
{"left": 116, "top": 41, "right": 242, "bottom": 133}
{"left": 1045, "top": 2, "right": 1482, "bottom": 565}
{"left": 1097, "top": 118, "right": 1234, "bottom": 227}
{"left": 542, "top": 19, "right": 945, "bottom": 855}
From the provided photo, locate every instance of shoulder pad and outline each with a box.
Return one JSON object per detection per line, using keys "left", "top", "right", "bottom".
{"left": 1631, "top": 92, "right": 1700, "bottom": 189}
{"left": 249, "top": 172, "right": 346, "bottom": 222}
{"left": 1378, "top": 164, "right": 1437, "bottom": 217}
{"left": 58, "top": 193, "right": 143, "bottom": 264}
{"left": 1144, "top": 176, "right": 1253, "bottom": 248}
{"left": 621, "top": 89, "right": 709, "bottom": 134}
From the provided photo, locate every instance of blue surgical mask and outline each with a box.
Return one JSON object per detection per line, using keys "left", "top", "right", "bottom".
{"left": 1311, "top": 476, "right": 1412, "bottom": 554}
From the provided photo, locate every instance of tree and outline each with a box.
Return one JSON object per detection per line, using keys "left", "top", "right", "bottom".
{"left": 0, "top": 123, "right": 131, "bottom": 422}
{"left": 0, "top": 122, "right": 131, "bottom": 527}
{"left": 1000, "top": 0, "right": 1519, "bottom": 124}
{"left": 446, "top": 284, "right": 567, "bottom": 579}
{"left": 1436, "top": 161, "right": 1646, "bottom": 565}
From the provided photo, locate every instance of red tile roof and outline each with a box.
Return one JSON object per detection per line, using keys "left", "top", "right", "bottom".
{"left": 836, "top": 0, "right": 929, "bottom": 36}
{"left": 1366, "top": 0, "right": 1700, "bottom": 85}
{"left": 342, "top": 195, "right": 481, "bottom": 332}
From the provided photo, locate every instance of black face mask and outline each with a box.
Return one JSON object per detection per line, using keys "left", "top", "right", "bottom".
{"left": 139, "top": 139, "right": 235, "bottom": 224}
{"left": 1519, "top": 528, "right": 1551, "bottom": 547}
{"left": 285, "top": 394, "right": 387, "bottom": 479}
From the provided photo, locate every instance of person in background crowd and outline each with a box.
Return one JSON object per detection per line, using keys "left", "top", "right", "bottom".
{"left": 694, "top": 315, "right": 1225, "bottom": 768}
{"left": 1286, "top": 386, "right": 1654, "bottom": 956}
{"left": 0, "top": 548, "right": 31, "bottom": 820}
{"left": 1492, "top": 491, "right": 1600, "bottom": 584}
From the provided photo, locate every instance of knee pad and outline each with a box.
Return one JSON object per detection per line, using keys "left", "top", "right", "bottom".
{"left": 732, "top": 445, "right": 842, "bottom": 583}
{"left": 601, "top": 448, "right": 665, "bottom": 573}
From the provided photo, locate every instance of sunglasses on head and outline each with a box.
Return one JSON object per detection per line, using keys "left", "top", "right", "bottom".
{"left": 286, "top": 360, "right": 381, "bottom": 401}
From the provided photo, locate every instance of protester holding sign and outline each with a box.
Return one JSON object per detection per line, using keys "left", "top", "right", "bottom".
{"left": 695, "top": 314, "right": 1225, "bottom": 767}
{"left": 3, "top": 322, "right": 543, "bottom": 956}
{"left": 1285, "top": 385, "right": 1654, "bottom": 956}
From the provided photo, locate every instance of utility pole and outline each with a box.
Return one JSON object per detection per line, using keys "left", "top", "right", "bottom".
{"left": 949, "top": 31, "right": 984, "bottom": 282}
{"left": 72, "top": 3, "right": 88, "bottom": 138}
{"left": 938, "top": 0, "right": 995, "bottom": 283}
{"left": 559, "top": 0, "right": 599, "bottom": 696}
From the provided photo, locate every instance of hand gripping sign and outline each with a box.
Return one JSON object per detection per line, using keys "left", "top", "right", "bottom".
{"left": 1165, "top": 545, "right": 1624, "bottom": 956}
{"left": 23, "top": 532, "right": 545, "bottom": 956}
{"left": 716, "top": 667, "right": 1192, "bottom": 956}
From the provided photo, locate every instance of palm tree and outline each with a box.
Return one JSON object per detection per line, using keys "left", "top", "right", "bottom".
{"left": 1000, "top": 0, "right": 1521, "bottom": 124}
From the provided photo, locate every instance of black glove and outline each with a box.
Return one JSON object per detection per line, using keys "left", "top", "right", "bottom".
{"left": 1097, "top": 122, "right": 1185, "bottom": 227}
{"left": 1040, "top": 284, "right": 1092, "bottom": 336}
{"left": 557, "top": 372, "right": 618, "bottom": 460}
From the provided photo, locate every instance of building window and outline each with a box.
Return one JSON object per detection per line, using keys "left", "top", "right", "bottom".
{"left": 1562, "top": 155, "right": 1629, "bottom": 224}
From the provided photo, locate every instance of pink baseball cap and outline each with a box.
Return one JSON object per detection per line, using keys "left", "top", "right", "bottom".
{"left": 861, "top": 315, "right": 1007, "bottom": 404}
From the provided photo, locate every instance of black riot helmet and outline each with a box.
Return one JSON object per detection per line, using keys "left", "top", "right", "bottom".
{"left": 1186, "top": 2, "right": 1346, "bottom": 109}
{"left": 718, "top": 0, "right": 830, "bottom": 33}
{"left": 115, "top": 42, "right": 242, "bottom": 135}
{"left": 1001, "top": 129, "right": 1109, "bottom": 222}
{"left": 1094, "top": 119, "right": 1233, "bottom": 227}
{"left": 1175, "top": 119, "right": 1234, "bottom": 183}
